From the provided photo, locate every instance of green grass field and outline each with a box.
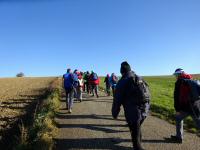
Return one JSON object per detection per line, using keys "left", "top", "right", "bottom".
{"left": 99, "top": 75, "right": 200, "bottom": 132}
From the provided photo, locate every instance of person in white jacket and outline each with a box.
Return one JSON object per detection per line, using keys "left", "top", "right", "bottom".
{"left": 77, "top": 72, "right": 84, "bottom": 102}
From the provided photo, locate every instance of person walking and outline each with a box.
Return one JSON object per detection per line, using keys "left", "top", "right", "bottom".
{"left": 171, "top": 68, "right": 200, "bottom": 143}
{"left": 63, "top": 68, "right": 76, "bottom": 113}
{"left": 89, "top": 71, "right": 99, "bottom": 98}
{"left": 84, "top": 71, "right": 90, "bottom": 94}
{"left": 77, "top": 72, "right": 84, "bottom": 102}
{"left": 82, "top": 72, "right": 86, "bottom": 92}
{"left": 73, "top": 69, "right": 79, "bottom": 100}
{"left": 112, "top": 61, "right": 150, "bottom": 150}
{"left": 104, "top": 74, "right": 111, "bottom": 96}
{"left": 110, "top": 73, "right": 118, "bottom": 96}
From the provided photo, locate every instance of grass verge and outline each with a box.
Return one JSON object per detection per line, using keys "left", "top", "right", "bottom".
{"left": 17, "top": 78, "right": 62, "bottom": 150}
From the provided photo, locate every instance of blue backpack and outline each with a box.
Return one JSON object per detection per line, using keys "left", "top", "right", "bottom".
{"left": 92, "top": 73, "right": 98, "bottom": 80}
{"left": 63, "top": 73, "right": 74, "bottom": 90}
{"left": 73, "top": 73, "right": 79, "bottom": 87}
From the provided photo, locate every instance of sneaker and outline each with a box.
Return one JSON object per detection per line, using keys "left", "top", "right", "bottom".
{"left": 171, "top": 135, "right": 183, "bottom": 143}
{"left": 69, "top": 109, "right": 72, "bottom": 113}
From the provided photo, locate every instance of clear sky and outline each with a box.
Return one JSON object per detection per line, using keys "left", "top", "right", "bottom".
{"left": 0, "top": 0, "right": 200, "bottom": 77}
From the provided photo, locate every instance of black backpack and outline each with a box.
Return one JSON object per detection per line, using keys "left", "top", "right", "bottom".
{"left": 184, "top": 79, "right": 200, "bottom": 118}
{"left": 130, "top": 75, "right": 151, "bottom": 105}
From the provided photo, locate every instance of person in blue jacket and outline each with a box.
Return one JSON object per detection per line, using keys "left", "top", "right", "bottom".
{"left": 73, "top": 69, "right": 79, "bottom": 100}
{"left": 109, "top": 73, "right": 118, "bottom": 96}
{"left": 63, "top": 68, "right": 76, "bottom": 113}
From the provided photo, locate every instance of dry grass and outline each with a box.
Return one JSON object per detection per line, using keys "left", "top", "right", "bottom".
{"left": 0, "top": 77, "right": 56, "bottom": 131}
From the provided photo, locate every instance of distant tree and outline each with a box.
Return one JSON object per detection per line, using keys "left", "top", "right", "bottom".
{"left": 16, "top": 72, "right": 25, "bottom": 77}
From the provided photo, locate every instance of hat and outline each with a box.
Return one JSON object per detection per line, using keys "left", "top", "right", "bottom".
{"left": 120, "top": 61, "right": 131, "bottom": 74}
{"left": 67, "top": 68, "right": 71, "bottom": 73}
{"left": 173, "top": 68, "right": 184, "bottom": 75}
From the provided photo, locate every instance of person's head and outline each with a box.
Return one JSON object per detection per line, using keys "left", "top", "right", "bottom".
{"left": 173, "top": 68, "right": 184, "bottom": 79}
{"left": 111, "top": 73, "right": 115, "bottom": 76}
{"left": 67, "top": 68, "right": 72, "bottom": 73}
{"left": 107, "top": 74, "right": 110, "bottom": 77}
{"left": 120, "top": 61, "right": 131, "bottom": 75}
{"left": 86, "top": 71, "right": 89, "bottom": 74}
{"left": 74, "top": 69, "right": 78, "bottom": 74}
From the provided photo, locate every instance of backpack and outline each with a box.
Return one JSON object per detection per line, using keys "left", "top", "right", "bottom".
{"left": 73, "top": 73, "right": 79, "bottom": 87}
{"left": 130, "top": 75, "right": 151, "bottom": 105}
{"left": 112, "top": 76, "right": 118, "bottom": 84}
{"left": 92, "top": 73, "right": 98, "bottom": 80}
{"left": 184, "top": 79, "right": 200, "bottom": 117}
{"left": 63, "top": 73, "right": 74, "bottom": 90}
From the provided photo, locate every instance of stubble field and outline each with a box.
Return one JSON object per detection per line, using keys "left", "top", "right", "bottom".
{"left": 0, "top": 77, "right": 56, "bottom": 132}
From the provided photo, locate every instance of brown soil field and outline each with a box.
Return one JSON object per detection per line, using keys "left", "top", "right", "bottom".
{"left": 0, "top": 77, "right": 56, "bottom": 132}
{"left": 192, "top": 74, "right": 200, "bottom": 79}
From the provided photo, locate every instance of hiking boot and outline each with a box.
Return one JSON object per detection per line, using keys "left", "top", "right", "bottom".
{"left": 171, "top": 135, "right": 182, "bottom": 143}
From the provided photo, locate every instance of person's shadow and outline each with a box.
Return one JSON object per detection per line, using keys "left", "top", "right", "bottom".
{"left": 54, "top": 138, "right": 133, "bottom": 150}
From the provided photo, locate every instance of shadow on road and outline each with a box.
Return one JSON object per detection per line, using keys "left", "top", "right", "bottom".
{"left": 142, "top": 138, "right": 178, "bottom": 144}
{"left": 57, "top": 123, "right": 128, "bottom": 133}
{"left": 56, "top": 113, "right": 125, "bottom": 121}
{"left": 54, "top": 138, "right": 133, "bottom": 150}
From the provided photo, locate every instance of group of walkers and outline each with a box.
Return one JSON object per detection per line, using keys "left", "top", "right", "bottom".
{"left": 63, "top": 69, "right": 100, "bottom": 113}
{"left": 63, "top": 62, "right": 200, "bottom": 150}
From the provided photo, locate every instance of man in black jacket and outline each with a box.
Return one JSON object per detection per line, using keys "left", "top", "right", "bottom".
{"left": 112, "top": 61, "right": 150, "bottom": 150}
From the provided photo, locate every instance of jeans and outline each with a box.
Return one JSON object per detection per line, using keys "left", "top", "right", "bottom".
{"left": 175, "top": 112, "right": 200, "bottom": 139}
{"left": 65, "top": 89, "right": 74, "bottom": 110}
{"left": 74, "top": 87, "right": 78, "bottom": 99}
{"left": 92, "top": 84, "right": 99, "bottom": 97}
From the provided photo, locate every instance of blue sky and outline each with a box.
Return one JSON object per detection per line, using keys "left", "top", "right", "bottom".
{"left": 0, "top": 0, "right": 200, "bottom": 77}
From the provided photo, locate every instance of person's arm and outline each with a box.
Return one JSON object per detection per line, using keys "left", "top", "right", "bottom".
{"left": 112, "top": 81, "right": 124, "bottom": 119}
{"left": 174, "top": 80, "right": 181, "bottom": 112}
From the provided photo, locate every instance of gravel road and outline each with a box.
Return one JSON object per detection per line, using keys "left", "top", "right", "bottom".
{"left": 54, "top": 92, "right": 200, "bottom": 150}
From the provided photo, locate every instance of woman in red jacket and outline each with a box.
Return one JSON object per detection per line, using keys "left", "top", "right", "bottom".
{"left": 89, "top": 71, "right": 99, "bottom": 98}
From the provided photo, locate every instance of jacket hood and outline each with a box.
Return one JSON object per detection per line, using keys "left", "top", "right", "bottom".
{"left": 178, "top": 73, "right": 192, "bottom": 80}
{"left": 122, "top": 71, "right": 135, "bottom": 78}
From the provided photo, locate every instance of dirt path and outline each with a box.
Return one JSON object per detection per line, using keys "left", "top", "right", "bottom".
{"left": 54, "top": 92, "right": 200, "bottom": 150}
